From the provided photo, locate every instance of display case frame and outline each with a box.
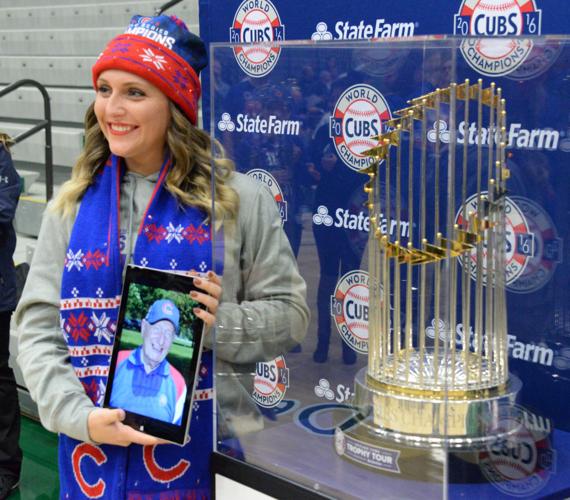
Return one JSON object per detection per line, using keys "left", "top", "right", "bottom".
{"left": 210, "top": 35, "right": 569, "bottom": 499}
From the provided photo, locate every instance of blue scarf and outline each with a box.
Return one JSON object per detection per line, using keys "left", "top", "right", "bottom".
{"left": 59, "top": 154, "right": 214, "bottom": 499}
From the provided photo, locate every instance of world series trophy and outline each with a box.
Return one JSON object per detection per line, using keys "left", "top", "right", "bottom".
{"left": 347, "top": 80, "right": 522, "bottom": 451}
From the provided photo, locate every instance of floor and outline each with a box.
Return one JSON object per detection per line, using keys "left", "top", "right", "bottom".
{"left": 8, "top": 417, "right": 59, "bottom": 500}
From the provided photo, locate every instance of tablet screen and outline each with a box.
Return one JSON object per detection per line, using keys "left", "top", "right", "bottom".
{"left": 103, "top": 266, "right": 206, "bottom": 444}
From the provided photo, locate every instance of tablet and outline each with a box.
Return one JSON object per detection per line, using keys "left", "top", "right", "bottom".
{"left": 103, "top": 265, "right": 206, "bottom": 444}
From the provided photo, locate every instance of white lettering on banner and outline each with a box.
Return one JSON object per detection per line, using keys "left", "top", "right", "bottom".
{"left": 425, "top": 321, "right": 553, "bottom": 367}
{"left": 332, "top": 19, "right": 416, "bottom": 39}
{"left": 508, "top": 334, "right": 553, "bottom": 366}
{"left": 427, "top": 120, "right": 561, "bottom": 151}
{"left": 237, "top": 114, "right": 300, "bottom": 135}
{"left": 313, "top": 205, "right": 409, "bottom": 238}
{"left": 218, "top": 113, "right": 300, "bottom": 136}
{"left": 240, "top": 0, "right": 272, "bottom": 16}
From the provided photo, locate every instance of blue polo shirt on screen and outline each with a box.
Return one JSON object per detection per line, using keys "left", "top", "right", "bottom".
{"left": 110, "top": 347, "right": 187, "bottom": 425}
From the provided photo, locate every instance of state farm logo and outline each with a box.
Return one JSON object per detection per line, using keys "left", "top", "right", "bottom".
{"left": 230, "top": 0, "right": 285, "bottom": 78}
{"left": 252, "top": 356, "right": 289, "bottom": 408}
{"left": 330, "top": 270, "right": 369, "bottom": 354}
{"left": 246, "top": 169, "right": 288, "bottom": 224}
{"left": 329, "top": 84, "right": 391, "bottom": 171}
{"left": 427, "top": 120, "right": 561, "bottom": 152}
{"left": 217, "top": 112, "right": 300, "bottom": 136}
{"left": 314, "top": 378, "right": 353, "bottom": 403}
{"left": 311, "top": 19, "right": 416, "bottom": 40}
{"left": 425, "top": 320, "right": 555, "bottom": 367}
{"left": 312, "top": 205, "right": 410, "bottom": 239}
{"left": 456, "top": 193, "right": 533, "bottom": 288}
{"left": 454, "top": 0, "right": 542, "bottom": 76}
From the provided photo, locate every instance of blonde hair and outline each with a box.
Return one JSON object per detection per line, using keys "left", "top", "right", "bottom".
{"left": 51, "top": 103, "right": 239, "bottom": 222}
{"left": 0, "top": 132, "right": 15, "bottom": 150}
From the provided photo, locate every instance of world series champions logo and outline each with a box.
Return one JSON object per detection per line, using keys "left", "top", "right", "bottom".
{"left": 247, "top": 169, "right": 288, "bottom": 224}
{"left": 329, "top": 84, "right": 391, "bottom": 172}
{"left": 330, "top": 270, "right": 369, "bottom": 354}
{"left": 456, "top": 193, "right": 534, "bottom": 288}
{"left": 478, "top": 406, "right": 555, "bottom": 497}
{"left": 230, "top": 0, "right": 285, "bottom": 78}
{"left": 252, "top": 356, "right": 289, "bottom": 408}
{"left": 454, "top": 0, "right": 542, "bottom": 77}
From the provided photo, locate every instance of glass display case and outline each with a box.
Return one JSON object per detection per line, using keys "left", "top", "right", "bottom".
{"left": 209, "top": 36, "right": 569, "bottom": 499}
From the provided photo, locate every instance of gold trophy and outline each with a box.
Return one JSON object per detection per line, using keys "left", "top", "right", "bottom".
{"left": 349, "top": 80, "right": 521, "bottom": 449}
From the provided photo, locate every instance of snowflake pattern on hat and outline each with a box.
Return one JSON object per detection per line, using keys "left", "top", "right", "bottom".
{"left": 141, "top": 48, "right": 167, "bottom": 70}
{"left": 92, "top": 14, "right": 207, "bottom": 125}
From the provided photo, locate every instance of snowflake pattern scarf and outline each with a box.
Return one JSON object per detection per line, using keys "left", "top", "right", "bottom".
{"left": 58, "top": 154, "right": 215, "bottom": 499}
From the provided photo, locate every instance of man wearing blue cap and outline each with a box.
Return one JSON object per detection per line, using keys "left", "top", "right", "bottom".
{"left": 110, "top": 299, "right": 187, "bottom": 425}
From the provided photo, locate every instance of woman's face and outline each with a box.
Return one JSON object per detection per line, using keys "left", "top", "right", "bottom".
{"left": 94, "top": 69, "right": 171, "bottom": 175}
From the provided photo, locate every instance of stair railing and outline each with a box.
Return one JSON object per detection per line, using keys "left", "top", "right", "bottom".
{"left": 0, "top": 79, "right": 53, "bottom": 201}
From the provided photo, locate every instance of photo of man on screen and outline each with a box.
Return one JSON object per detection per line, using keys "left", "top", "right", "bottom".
{"left": 110, "top": 299, "right": 187, "bottom": 425}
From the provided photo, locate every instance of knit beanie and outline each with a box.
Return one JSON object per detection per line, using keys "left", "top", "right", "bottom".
{"left": 92, "top": 14, "right": 207, "bottom": 125}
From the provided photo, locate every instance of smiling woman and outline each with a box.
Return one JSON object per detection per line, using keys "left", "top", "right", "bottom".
{"left": 14, "top": 12, "right": 308, "bottom": 500}
{"left": 94, "top": 71, "right": 171, "bottom": 175}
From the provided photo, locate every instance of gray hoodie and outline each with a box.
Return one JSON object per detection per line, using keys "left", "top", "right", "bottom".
{"left": 15, "top": 170, "right": 309, "bottom": 442}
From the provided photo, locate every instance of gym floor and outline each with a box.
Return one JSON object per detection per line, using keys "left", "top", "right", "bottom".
{"left": 8, "top": 417, "right": 59, "bottom": 500}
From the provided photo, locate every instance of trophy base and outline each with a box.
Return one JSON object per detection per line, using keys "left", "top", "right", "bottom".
{"left": 351, "top": 367, "right": 522, "bottom": 450}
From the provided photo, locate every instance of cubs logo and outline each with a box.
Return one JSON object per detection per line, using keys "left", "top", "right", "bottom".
{"left": 456, "top": 193, "right": 533, "bottom": 288}
{"left": 330, "top": 270, "right": 369, "bottom": 354}
{"left": 143, "top": 445, "right": 190, "bottom": 484}
{"left": 478, "top": 405, "right": 554, "bottom": 496}
{"left": 329, "top": 84, "right": 391, "bottom": 172}
{"left": 230, "top": 0, "right": 285, "bottom": 78}
{"left": 454, "top": 0, "right": 542, "bottom": 76}
{"left": 71, "top": 443, "right": 108, "bottom": 498}
{"left": 507, "top": 197, "right": 562, "bottom": 294}
{"left": 252, "top": 356, "right": 289, "bottom": 408}
{"left": 246, "top": 169, "right": 288, "bottom": 224}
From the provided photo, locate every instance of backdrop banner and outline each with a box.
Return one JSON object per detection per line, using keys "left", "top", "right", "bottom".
{"left": 202, "top": 1, "right": 570, "bottom": 497}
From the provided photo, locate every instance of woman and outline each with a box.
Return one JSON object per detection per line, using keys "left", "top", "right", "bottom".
{"left": 15, "top": 14, "right": 308, "bottom": 499}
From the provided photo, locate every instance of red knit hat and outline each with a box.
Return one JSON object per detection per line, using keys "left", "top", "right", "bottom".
{"left": 92, "top": 14, "right": 207, "bottom": 125}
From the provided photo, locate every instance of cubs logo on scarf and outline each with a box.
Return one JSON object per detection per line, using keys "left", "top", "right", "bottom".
{"left": 59, "top": 155, "right": 214, "bottom": 499}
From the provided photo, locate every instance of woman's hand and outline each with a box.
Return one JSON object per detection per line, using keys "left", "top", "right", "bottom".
{"left": 87, "top": 408, "right": 163, "bottom": 447}
{"left": 190, "top": 271, "right": 222, "bottom": 328}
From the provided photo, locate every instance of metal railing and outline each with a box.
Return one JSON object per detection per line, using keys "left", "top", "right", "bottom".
{"left": 0, "top": 79, "right": 53, "bottom": 201}
{"left": 156, "top": 0, "right": 184, "bottom": 15}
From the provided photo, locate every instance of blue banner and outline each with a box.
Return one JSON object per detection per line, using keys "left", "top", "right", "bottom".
{"left": 201, "top": 2, "right": 570, "bottom": 497}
